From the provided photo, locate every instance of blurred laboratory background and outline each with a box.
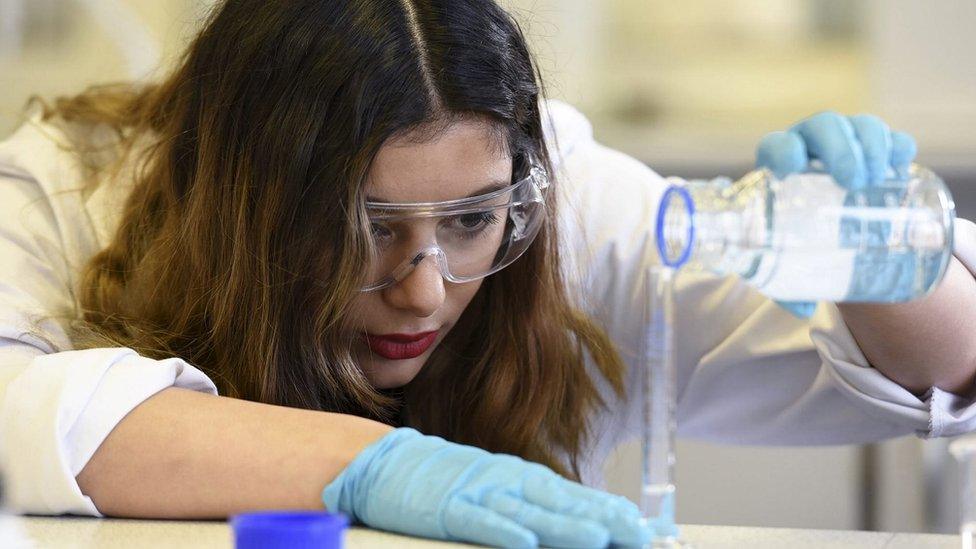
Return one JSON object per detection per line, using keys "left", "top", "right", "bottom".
{"left": 2, "top": 0, "right": 975, "bottom": 534}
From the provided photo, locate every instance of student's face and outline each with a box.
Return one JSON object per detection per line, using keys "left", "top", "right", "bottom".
{"left": 349, "top": 119, "right": 513, "bottom": 388}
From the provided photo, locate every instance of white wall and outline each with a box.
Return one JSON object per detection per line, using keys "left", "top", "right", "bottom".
{"left": 867, "top": 0, "right": 976, "bottom": 170}
{"left": 605, "top": 439, "right": 866, "bottom": 529}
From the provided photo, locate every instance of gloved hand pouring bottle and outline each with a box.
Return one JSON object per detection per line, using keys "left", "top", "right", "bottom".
{"left": 641, "top": 118, "right": 955, "bottom": 548}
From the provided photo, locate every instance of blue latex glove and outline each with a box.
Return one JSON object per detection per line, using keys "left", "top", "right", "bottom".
{"left": 323, "top": 428, "right": 653, "bottom": 548}
{"left": 755, "top": 112, "right": 918, "bottom": 318}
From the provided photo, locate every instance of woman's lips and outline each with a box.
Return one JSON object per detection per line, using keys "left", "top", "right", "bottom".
{"left": 365, "top": 331, "right": 439, "bottom": 360}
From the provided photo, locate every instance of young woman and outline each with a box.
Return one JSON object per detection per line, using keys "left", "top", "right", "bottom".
{"left": 2, "top": 0, "right": 976, "bottom": 547}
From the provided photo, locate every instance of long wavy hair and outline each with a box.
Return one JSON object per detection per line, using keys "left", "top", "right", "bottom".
{"left": 46, "top": 0, "right": 625, "bottom": 478}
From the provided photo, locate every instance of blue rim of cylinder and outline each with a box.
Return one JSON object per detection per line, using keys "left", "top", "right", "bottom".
{"left": 232, "top": 510, "right": 349, "bottom": 549}
{"left": 655, "top": 185, "right": 695, "bottom": 269}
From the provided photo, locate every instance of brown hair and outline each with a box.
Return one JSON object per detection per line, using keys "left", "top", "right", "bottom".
{"left": 48, "top": 0, "right": 625, "bottom": 478}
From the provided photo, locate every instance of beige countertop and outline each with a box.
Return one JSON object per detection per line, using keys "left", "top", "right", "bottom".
{"left": 1, "top": 515, "right": 960, "bottom": 548}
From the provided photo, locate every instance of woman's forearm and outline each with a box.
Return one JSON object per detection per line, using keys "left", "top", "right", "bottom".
{"left": 76, "top": 387, "right": 393, "bottom": 518}
{"left": 838, "top": 257, "right": 976, "bottom": 396}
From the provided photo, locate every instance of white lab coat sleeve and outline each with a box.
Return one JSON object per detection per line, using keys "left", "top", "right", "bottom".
{"left": 808, "top": 215, "right": 976, "bottom": 440}
{"left": 0, "top": 159, "right": 217, "bottom": 516}
{"left": 952, "top": 217, "right": 976, "bottom": 278}
{"left": 544, "top": 101, "right": 976, "bottom": 459}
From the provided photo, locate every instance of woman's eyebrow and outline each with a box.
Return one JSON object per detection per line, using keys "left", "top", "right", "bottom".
{"left": 366, "top": 179, "right": 510, "bottom": 204}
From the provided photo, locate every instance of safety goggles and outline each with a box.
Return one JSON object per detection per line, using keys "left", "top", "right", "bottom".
{"left": 361, "top": 161, "right": 550, "bottom": 292}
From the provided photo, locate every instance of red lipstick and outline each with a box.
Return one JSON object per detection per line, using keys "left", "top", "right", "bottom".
{"left": 365, "top": 331, "right": 439, "bottom": 360}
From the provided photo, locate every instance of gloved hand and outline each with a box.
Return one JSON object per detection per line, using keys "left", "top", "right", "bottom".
{"left": 755, "top": 112, "right": 918, "bottom": 318}
{"left": 323, "top": 428, "right": 653, "bottom": 549}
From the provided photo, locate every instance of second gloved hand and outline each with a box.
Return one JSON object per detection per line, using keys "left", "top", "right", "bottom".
{"left": 754, "top": 112, "right": 919, "bottom": 318}
{"left": 322, "top": 427, "right": 652, "bottom": 549}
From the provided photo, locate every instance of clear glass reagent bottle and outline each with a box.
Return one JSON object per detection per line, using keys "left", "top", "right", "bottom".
{"left": 654, "top": 164, "right": 955, "bottom": 302}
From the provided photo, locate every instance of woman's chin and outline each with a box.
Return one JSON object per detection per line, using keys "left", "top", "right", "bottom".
{"left": 362, "top": 357, "right": 425, "bottom": 389}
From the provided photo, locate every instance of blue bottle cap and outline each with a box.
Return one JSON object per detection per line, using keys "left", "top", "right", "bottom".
{"left": 231, "top": 510, "right": 349, "bottom": 549}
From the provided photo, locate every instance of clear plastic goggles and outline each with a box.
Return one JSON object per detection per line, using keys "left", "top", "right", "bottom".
{"left": 362, "top": 163, "right": 549, "bottom": 292}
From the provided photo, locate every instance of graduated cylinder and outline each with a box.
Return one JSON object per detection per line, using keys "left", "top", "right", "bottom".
{"left": 654, "top": 165, "right": 955, "bottom": 303}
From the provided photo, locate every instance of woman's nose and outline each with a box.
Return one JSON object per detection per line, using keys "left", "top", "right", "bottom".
{"left": 381, "top": 257, "right": 446, "bottom": 317}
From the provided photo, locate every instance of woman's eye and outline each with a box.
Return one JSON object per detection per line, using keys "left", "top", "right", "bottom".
{"left": 370, "top": 222, "right": 393, "bottom": 240}
{"left": 454, "top": 211, "right": 499, "bottom": 231}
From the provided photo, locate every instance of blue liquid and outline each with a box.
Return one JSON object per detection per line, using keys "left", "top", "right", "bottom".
{"left": 845, "top": 248, "right": 944, "bottom": 301}
{"left": 841, "top": 190, "right": 947, "bottom": 302}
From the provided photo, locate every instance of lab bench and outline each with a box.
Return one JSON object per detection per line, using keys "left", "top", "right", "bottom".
{"left": 6, "top": 515, "right": 959, "bottom": 548}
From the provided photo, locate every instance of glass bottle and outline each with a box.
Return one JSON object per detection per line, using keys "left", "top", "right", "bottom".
{"left": 654, "top": 164, "right": 955, "bottom": 303}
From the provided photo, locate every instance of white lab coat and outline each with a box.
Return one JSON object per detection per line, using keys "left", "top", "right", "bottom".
{"left": 2, "top": 101, "right": 976, "bottom": 516}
